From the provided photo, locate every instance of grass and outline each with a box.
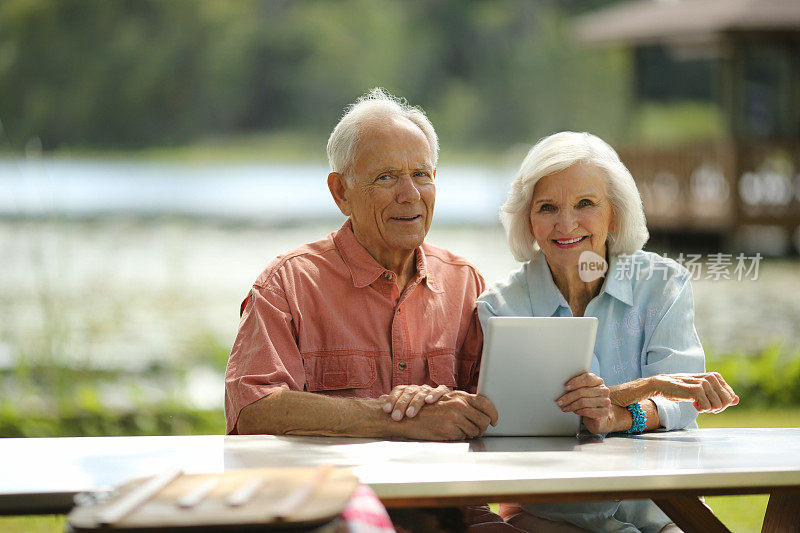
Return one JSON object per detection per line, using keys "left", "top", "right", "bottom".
{"left": 0, "top": 515, "right": 66, "bottom": 533}
{"left": 697, "top": 406, "right": 800, "bottom": 429}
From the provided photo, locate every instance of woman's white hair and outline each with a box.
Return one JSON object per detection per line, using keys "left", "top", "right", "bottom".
{"left": 326, "top": 87, "right": 439, "bottom": 183}
{"left": 501, "top": 131, "right": 649, "bottom": 262}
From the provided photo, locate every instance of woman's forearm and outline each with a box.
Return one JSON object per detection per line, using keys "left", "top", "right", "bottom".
{"left": 607, "top": 399, "right": 660, "bottom": 432}
{"left": 609, "top": 377, "right": 657, "bottom": 407}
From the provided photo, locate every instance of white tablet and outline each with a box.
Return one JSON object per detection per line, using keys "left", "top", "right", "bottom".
{"left": 477, "top": 316, "right": 598, "bottom": 437}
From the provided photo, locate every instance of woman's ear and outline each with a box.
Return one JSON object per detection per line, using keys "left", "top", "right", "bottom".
{"left": 328, "top": 172, "right": 351, "bottom": 216}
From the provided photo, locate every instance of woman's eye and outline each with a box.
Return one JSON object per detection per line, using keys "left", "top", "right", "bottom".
{"left": 539, "top": 204, "right": 556, "bottom": 213}
{"left": 577, "top": 199, "right": 594, "bottom": 208}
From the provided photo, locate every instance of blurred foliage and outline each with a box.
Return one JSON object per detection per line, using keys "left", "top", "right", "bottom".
{"left": 0, "top": 404, "right": 223, "bottom": 437}
{"left": 0, "top": 0, "right": 637, "bottom": 153}
{"left": 0, "top": 358, "right": 225, "bottom": 437}
{"left": 631, "top": 101, "right": 725, "bottom": 147}
{"left": 0, "top": 345, "right": 798, "bottom": 439}
{"left": 190, "top": 332, "right": 236, "bottom": 372}
{"left": 707, "top": 346, "right": 800, "bottom": 408}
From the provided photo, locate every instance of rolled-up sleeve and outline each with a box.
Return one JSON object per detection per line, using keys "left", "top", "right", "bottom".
{"left": 642, "top": 275, "right": 705, "bottom": 430}
{"left": 224, "top": 286, "right": 305, "bottom": 434}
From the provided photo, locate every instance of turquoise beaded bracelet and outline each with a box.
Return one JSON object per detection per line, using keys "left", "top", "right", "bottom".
{"left": 626, "top": 402, "right": 646, "bottom": 434}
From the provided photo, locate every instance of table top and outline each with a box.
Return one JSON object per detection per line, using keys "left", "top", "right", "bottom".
{"left": 2, "top": 428, "right": 800, "bottom": 513}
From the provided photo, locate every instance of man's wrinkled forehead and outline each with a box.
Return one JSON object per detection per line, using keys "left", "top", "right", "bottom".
{"left": 353, "top": 117, "right": 432, "bottom": 165}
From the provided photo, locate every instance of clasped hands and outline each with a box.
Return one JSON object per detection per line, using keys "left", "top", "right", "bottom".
{"left": 377, "top": 385, "right": 498, "bottom": 440}
{"left": 381, "top": 371, "right": 739, "bottom": 438}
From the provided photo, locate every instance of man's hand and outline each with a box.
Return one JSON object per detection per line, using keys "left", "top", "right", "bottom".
{"left": 380, "top": 384, "right": 450, "bottom": 421}
{"left": 390, "top": 391, "right": 499, "bottom": 441}
{"left": 648, "top": 372, "right": 739, "bottom": 413}
{"left": 556, "top": 372, "right": 614, "bottom": 434}
{"left": 236, "top": 389, "right": 497, "bottom": 440}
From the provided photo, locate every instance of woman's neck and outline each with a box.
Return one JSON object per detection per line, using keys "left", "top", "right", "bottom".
{"left": 547, "top": 261, "right": 605, "bottom": 318}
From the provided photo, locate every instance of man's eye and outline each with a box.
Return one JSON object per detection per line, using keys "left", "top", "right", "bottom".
{"left": 376, "top": 175, "right": 393, "bottom": 182}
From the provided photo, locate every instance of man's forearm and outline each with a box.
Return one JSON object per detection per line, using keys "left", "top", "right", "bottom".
{"left": 237, "top": 389, "right": 398, "bottom": 437}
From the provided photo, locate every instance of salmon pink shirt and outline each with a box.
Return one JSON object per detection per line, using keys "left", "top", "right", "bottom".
{"left": 224, "top": 221, "right": 485, "bottom": 434}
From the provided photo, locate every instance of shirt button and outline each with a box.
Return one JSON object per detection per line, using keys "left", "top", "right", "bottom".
{"left": 384, "top": 272, "right": 393, "bottom": 280}
{"left": 398, "top": 362, "right": 407, "bottom": 370}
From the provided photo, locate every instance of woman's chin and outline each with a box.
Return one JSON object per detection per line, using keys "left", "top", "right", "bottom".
{"left": 543, "top": 253, "right": 581, "bottom": 272}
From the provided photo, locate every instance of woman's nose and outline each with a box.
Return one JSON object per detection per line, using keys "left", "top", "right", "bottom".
{"left": 556, "top": 209, "right": 578, "bottom": 232}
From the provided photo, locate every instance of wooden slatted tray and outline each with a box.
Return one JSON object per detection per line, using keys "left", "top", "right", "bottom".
{"left": 68, "top": 467, "right": 359, "bottom": 531}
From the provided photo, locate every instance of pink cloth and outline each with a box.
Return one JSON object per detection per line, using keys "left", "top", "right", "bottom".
{"left": 341, "top": 484, "right": 396, "bottom": 532}
{"left": 225, "top": 220, "right": 486, "bottom": 434}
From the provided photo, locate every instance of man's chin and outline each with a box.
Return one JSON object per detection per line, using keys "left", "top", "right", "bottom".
{"left": 387, "top": 233, "right": 427, "bottom": 251}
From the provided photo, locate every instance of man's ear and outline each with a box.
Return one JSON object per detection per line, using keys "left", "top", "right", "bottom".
{"left": 328, "top": 172, "right": 351, "bottom": 216}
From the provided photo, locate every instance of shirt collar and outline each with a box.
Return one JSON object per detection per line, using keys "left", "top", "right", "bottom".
{"left": 333, "top": 219, "right": 441, "bottom": 292}
{"left": 526, "top": 251, "right": 633, "bottom": 315}
{"left": 602, "top": 253, "right": 634, "bottom": 306}
{"left": 416, "top": 246, "right": 444, "bottom": 293}
{"left": 527, "top": 252, "right": 570, "bottom": 316}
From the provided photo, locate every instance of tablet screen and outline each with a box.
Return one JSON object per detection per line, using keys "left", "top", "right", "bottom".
{"left": 477, "top": 317, "right": 598, "bottom": 437}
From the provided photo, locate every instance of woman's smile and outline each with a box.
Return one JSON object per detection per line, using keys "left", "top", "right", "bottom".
{"left": 552, "top": 235, "right": 589, "bottom": 248}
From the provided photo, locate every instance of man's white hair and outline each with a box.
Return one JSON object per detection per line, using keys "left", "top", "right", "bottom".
{"left": 500, "top": 131, "right": 649, "bottom": 262}
{"left": 326, "top": 88, "right": 439, "bottom": 183}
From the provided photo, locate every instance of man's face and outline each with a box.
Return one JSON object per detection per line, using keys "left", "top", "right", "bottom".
{"left": 339, "top": 118, "right": 435, "bottom": 265}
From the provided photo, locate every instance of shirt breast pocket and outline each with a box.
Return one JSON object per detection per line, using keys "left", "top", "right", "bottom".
{"left": 303, "top": 353, "right": 377, "bottom": 392}
{"left": 426, "top": 351, "right": 458, "bottom": 388}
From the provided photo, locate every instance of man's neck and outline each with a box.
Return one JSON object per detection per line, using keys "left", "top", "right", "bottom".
{"left": 377, "top": 249, "right": 416, "bottom": 291}
{"left": 350, "top": 225, "right": 419, "bottom": 291}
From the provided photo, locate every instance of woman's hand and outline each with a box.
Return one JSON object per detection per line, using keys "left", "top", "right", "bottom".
{"left": 557, "top": 372, "right": 616, "bottom": 434}
{"left": 649, "top": 372, "right": 739, "bottom": 413}
{"left": 379, "top": 384, "right": 450, "bottom": 421}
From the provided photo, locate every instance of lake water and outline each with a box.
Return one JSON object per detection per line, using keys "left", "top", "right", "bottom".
{"left": 2, "top": 158, "right": 799, "bottom": 410}
{"left": 0, "top": 158, "right": 509, "bottom": 223}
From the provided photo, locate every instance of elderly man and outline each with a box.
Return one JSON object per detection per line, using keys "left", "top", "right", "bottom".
{"left": 225, "top": 88, "right": 498, "bottom": 441}
{"left": 225, "top": 88, "right": 516, "bottom": 531}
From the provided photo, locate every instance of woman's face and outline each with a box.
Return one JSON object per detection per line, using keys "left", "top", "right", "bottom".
{"left": 529, "top": 164, "right": 615, "bottom": 272}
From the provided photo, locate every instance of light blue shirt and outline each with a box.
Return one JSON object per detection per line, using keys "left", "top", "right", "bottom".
{"left": 477, "top": 250, "right": 704, "bottom": 533}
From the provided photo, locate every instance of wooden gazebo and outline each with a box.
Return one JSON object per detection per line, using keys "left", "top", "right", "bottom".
{"left": 574, "top": 0, "right": 800, "bottom": 251}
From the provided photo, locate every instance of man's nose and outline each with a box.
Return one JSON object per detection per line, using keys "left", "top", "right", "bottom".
{"left": 395, "top": 175, "right": 421, "bottom": 203}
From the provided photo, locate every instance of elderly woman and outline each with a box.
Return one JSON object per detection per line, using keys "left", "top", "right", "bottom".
{"left": 477, "top": 132, "right": 738, "bottom": 533}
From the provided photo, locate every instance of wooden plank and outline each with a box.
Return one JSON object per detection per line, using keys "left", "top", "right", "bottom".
{"left": 67, "top": 467, "right": 359, "bottom": 531}
{"left": 762, "top": 492, "right": 800, "bottom": 533}
{"left": 652, "top": 496, "right": 731, "bottom": 533}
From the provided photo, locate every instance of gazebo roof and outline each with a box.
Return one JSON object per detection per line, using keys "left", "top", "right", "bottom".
{"left": 574, "top": 0, "right": 800, "bottom": 45}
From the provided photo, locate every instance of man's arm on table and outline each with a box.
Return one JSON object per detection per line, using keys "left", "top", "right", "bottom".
{"left": 237, "top": 388, "right": 498, "bottom": 441}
